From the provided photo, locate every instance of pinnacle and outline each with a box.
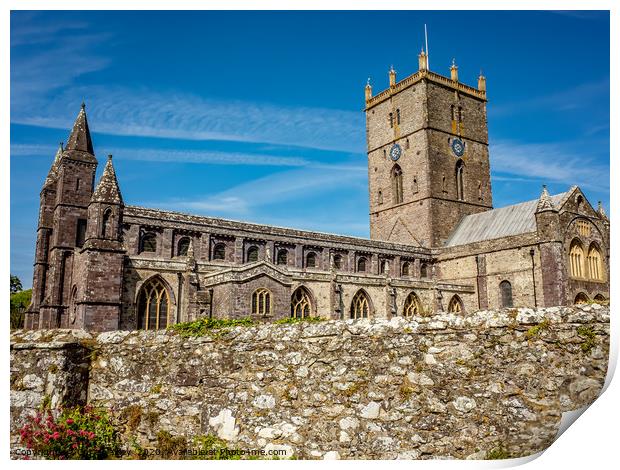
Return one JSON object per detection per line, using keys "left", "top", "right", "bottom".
{"left": 65, "top": 103, "right": 94, "bottom": 155}
{"left": 536, "top": 185, "right": 555, "bottom": 212}
{"left": 91, "top": 155, "right": 123, "bottom": 204}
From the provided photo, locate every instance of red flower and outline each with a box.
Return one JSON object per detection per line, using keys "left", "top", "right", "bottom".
{"left": 66, "top": 418, "right": 74, "bottom": 425}
{"left": 51, "top": 432, "right": 60, "bottom": 440}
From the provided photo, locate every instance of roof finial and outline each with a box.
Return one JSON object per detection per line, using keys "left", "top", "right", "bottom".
{"left": 108, "top": 154, "right": 113, "bottom": 161}
{"left": 81, "top": 101, "right": 86, "bottom": 110}
{"left": 366, "top": 77, "right": 371, "bottom": 87}
{"left": 536, "top": 184, "right": 555, "bottom": 212}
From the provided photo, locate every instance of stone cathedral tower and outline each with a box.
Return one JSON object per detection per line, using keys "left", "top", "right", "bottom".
{"left": 365, "top": 51, "right": 493, "bottom": 248}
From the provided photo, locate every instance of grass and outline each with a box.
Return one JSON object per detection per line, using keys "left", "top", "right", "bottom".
{"left": 525, "top": 318, "right": 550, "bottom": 339}
{"left": 577, "top": 326, "right": 597, "bottom": 353}
{"left": 486, "top": 446, "right": 510, "bottom": 460}
{"left": 169, "top": 317, "right": 254, "bottom": 338}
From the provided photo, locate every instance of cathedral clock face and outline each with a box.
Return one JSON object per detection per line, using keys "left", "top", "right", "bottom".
{"left": 389, "top": 143, "right": 402, "bottom": 161}
{"left": 451, "top": 138, "right": 465, "bottom": 157}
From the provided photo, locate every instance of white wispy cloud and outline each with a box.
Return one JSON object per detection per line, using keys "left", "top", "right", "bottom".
{"left": 490, "top": 140, "right": 609, "bottom": 191}
{"left": 147, "top": 164, "right": 367, "bottom": 220}
{"left": 489, "top": 79, "right": 609, "bottom": 117}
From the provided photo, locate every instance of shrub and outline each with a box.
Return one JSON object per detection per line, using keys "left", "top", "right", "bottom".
{"left": 19, "top": 405, "right": 121, "bottom": 459}
{"left": 169, "top": 317, "right": 254, "bottom": 338}
{"left": 274, "top": 316, "right": 324, "bottom": 325}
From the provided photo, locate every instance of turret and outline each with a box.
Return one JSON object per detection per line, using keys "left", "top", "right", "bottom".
{"left": 389, "top": 66, "right": 396, "bottom": 87}
{"left": 365, "top": 78, "right": 372, "bottom": 102}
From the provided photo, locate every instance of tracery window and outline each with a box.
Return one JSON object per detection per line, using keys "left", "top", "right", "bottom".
{"left": 587, "top": 244, "right": 604, "bottom": 281}
{"left": 350, "top": 290, "right": 370, "bottom": 319}
{"left": 577, "top": 220, "right": 592, "bottom": 237}
{"left": 569, "top": 240, "right": 585, "bottom": 278}
{"left": 213, "top": 243, "right": 226, "bottom": 260}
{"left": 137, "top": 277, "right": 170, "bottom": 330}
{"left": 500, "top": 280, "right": 513, "bottom": 308}
{"left": 177, "top": 237, "right": 190, "bottom": 257}
{"left": 246, "top": 245, "right": 259, "bottom": 263}
{"left": 401, "top": 261, "right": 410, "bottom": 277}
{"left": 291, "top": 287, "right": 312, "bottom": 319}
{"left": 392, "top": 164, "right": 403, "bottom": 204}
{"left": 420, "top": 263, "right": 428, "bottom": 278}
{"left": 141, "top": 232, "right": 157, "bottom": 253}
{"left": 252, "top": 288, "right": 271, "bottom": 316}
{"left": 447, "top": 295, "right": 463, "bottom": 314}
{"left": 277, "top": 249, "right": 288, "bottom": 265}
{"left": 403, "top": 292, "right": 421, "bottom": 318}
{"left": 333, "top": 254, "right": 343, "bottom": 270}
{"left": 306, "top": 252, "right": 317, "bottom": 268}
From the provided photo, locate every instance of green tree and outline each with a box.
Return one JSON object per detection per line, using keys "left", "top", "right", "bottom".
{"left": 10, "top": 275, "right": 22, "bottom": 294}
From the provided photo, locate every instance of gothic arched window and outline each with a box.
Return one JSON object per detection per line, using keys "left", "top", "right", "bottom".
{"left": 500, "top": 280, "right": 513, "bottom": 308}
{"left": 569, "top": 240, "right": 585, "bottom": 278}
{"left": 177, "top": 237, "right": 190, "bottom": 257}
{"left": 137, "top": 277, "right": 170, "bottom": 330}
{"left": 574, "top": 292, "right": 589, "bottom": 305}
{"left": 392, "top": 164, "right": 403, "bottom": 204}
{"left": 420, "top": 263, "right": 428, "bottom": 278}
{"left": 401, "top": 261, "right": 410, "bottom": 277}
{"left": 455, "top": 160, "right": 465, "bottom": 201}
{"left": 447, "top": 295, "right": 463, "bottom": 314}
{"left": 350, "top": 290, "right": 370, "bottom": 319}
{"left": 306, "top": 252, "right": 317, "bottom": 268}
{"left": 357, "top": 257, "right": 367, "bottom": 272}
{"left": 252, "top": 288, "right": 271, "bottom": 316}
{"left": 333, "top": 254, "right": 343, "bottom": 270}
{"left": 101, "top": 208, "right": 112, "bottom": 238}
{"left": 380, "top": 260, "right": 389, "bottom": 275}
{"left": 213, "top": 243, "right": 226, "bottom": 260}
{"left": 587, "top": 244, "right": 604, "bottom": 281}
{"left": 277, "top": 249, "right": 288, "bottom": 265}
{"left": 291, "top": 286, "right": 312, "bottom": 319}
{"left": 403, "top": 292, "right": 421, "bottom": 318}
{"left": 140, "top": 232, "right": 157, "bottom": 253}
{"left": 246, "top": 245, "right": 259, "bottom": 263}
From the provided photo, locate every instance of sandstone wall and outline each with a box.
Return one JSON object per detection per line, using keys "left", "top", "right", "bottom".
{"left": 10, "top": 305, "right": 609, "bottom": 460}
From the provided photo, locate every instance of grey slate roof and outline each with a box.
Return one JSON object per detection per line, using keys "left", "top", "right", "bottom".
{"left": 444, "top": 191, "right": 568, "bottom": 247}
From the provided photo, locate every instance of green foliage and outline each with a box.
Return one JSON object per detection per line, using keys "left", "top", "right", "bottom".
{"left": 19, "top": 405, "right": 121, "bottom": 459}
{"left": 11, "top": 274, "right": 23, "bottom": 293}
{"left": 525, "top": 318, "right": 550, "bottom": 339}
{"left": 10, "top": 288, "right": 32, "bottom": 330}
{"left": 577, "top": 326, "right": 597, "bottom": 353}
{"left": 169, "top": 317, "right": 254, "bottom": 338}
{"left": 274, "top": 316, "right": 324, "bottom": 325}
{"left": 486, "top": 446, "right": 510, "bottom": 460}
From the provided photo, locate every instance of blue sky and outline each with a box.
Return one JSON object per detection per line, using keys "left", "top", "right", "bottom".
{"left": 10, "top": 10, "right": 610, "bottom": 287}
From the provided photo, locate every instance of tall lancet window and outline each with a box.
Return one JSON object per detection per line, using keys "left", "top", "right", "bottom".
{"left": 455, "top": 159, "right": 465, "bottom": 201}
{"left": 101, "top": 208, "right": 112, "bottom": 238}
{"left": 392, "top": 164, "right": 403, "bottom": 204}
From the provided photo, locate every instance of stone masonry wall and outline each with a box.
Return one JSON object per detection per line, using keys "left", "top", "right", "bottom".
{"left": 10, "top": 305, "right": 609, "bottom": 460}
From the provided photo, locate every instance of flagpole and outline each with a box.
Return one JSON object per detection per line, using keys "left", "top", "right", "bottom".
{"left": 424, "top": 24, "right": 430, "bottom": 70}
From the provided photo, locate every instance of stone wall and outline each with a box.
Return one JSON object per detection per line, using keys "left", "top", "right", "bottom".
{"left": 10, "top": 305, "right": 609, "bottom": 460}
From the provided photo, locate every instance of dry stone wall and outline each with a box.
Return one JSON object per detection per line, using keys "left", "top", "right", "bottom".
{"left": 10, "top": 305, "right": 609, "bottom": 460}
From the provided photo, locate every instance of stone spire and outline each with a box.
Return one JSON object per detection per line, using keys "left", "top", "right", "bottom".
{"left": 43, "top": 142, "right": 64, "bottom": 188}
{"left": 389, "top": 66, "right": 396, "bottom": 87}
{"left": 65, "top": 102, "right": 95, "bottom": 156}
{"left": 536, "top": 185, "right": 555, "bottom": 212}
{"left": 598, "top": 201, "right": 608, "bottom": 220}
{"left": 450, "top": 58, "right": 458, "bottom": 81}
{"left": 92, "top": 155, "right": 123, "bottom": 204}
{"left": 365, "top": 77, "right": 372, "bottom": 101}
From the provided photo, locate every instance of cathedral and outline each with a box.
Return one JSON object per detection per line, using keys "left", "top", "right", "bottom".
{"left": 24, "top": 51, "right": 610, "bottom": 331}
